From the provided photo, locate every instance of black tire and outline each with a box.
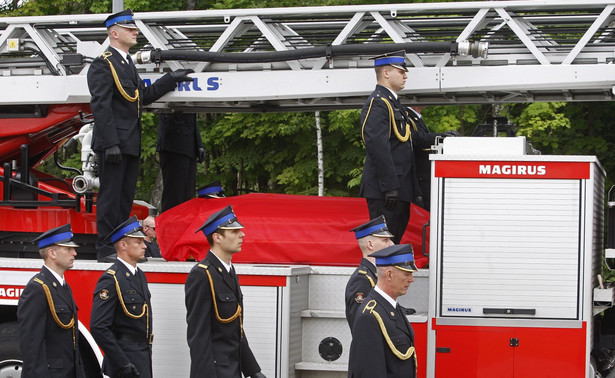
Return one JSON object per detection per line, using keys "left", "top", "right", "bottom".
{"left": 0, "top": 321, "right": 22, "bottom": 377}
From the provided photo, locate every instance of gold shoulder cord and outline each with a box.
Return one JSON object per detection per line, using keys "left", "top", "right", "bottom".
{"left": 199, "top": 264, "right": 243, "bottom": 336}
{"left": 33, "top": 278, "right": 76, "bottom": 349}
{"left": 358, "top": 269, "right": 376, "bottom": 288}
{"left": 380, "top": 98, "right": 411, "bottom": 143}
{"left": 108, "top": 270, "right": 150, "bottom": 340}
{"left": 100, "top": 51, "right": 140, "bottom": 109}
{"left": 363, "top": 299, "right": 417, "bottom": 370}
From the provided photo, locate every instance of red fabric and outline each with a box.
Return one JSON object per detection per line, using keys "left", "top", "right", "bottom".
{"left": 157, "top": 193, "right": 430, "bottom": 268}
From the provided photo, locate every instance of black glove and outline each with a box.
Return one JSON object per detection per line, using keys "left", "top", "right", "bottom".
{"left": 104, "top": 145, "right": 122, "bottom": 164}
{"left": 197, "top": 147, "right": 206, "bottom": 163}
{"left": 170, "top": 69, "right": 194, "bottom": 83}
{"left": 444, "top": 130, "right": 461, "bottom": 137}
{"left": 384, "top": 189, "right": 399, "bottom": 210}
{"left": 251, "top": 372, "right": 267, "bottom": 378}
{"left": 117, "top": 363, "right": 140, "bottom": 378}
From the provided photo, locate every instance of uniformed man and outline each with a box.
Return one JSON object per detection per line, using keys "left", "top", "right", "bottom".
{"left": 360, "top": 51, "right": 416, "bottom": 244}
{"left": 157, "top": 112, "right": 205, "bottom": 212}
{"left": 88, "top": 9, "right": 194, "bottom": 261}
{"left": 406, "top": 106, "right": 460, "bottom": 211}
{"left": 197, "top": 180, "right": 226, "bottom": 199}
{"left": 344, "top": 215, "right": 394, "bottom": 332}
{"left": 17, "top": 224, "right": 86, "bottom": 378}
{"left": 348, "top": 244, "right": 418, "bottom": 378}
{"left": 90, "top": 216, "right": 153, "bottom": 378}
{"left": 185, "top": 205, "right": 266, "bottom": 378}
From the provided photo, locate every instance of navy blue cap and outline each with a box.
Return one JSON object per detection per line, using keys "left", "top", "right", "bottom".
{"left": 108, "top": 215, "right": 145, "bottom": 243}
{"left": 105, "top": 9, "right": 137, "bottom": 29}
{"left": 372, "top": 50, "right": 408, "bottom": 72}
{"left": 196, "top": 205, "right": 244, "bottom": 236}
{"left": 350, "top": 215, "right": 394, "bottom": 239}
{"left": 33, "top": 224, "right": 79, "bottom": 249}
{"left": 197, "top": 180, "right": 225, "bottom": 199}
{"left": 369, "top": 244, "right": 418, "bottom": 272}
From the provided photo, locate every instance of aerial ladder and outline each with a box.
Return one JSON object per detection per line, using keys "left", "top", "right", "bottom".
{"left": 0, "top": 0, "right": 614, "bottom": 112}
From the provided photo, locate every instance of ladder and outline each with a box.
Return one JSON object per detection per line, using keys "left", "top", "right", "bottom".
{"left": 1, "top": 0, "right": 615, "bottom": 112}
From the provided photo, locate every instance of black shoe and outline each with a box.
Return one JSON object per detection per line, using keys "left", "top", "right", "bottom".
{"left": 97, "top": 253, "right": 117, "bottom": 263}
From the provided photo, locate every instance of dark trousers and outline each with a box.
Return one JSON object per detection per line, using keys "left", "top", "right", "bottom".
{"left": 366, "top": 198, "right": 410, "bottom": 244}
{"left": 159, "top": 151, "right": 197, "bottom": 213}
{"left": 95, "top": 152, "right": 139, "bottom": 258}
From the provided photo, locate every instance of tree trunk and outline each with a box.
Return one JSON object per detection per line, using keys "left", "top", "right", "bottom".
{"left": 315, "top": 111, "right": 324, "bottom": 196}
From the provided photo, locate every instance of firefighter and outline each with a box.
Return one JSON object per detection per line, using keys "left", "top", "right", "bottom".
{"left": 87, "top": 9, "right": 194, "bottom": 262}
{"left": 185, "top": 205, "right": 266, "bottom": 378}
{"left": 157, "top": 112, "right": 205, "bottom": 212}
{"left": 344, "top": 215, "right": 394, "bottom": 332}
{"left": 17, "top": 224, "right": 86, "bottom": 378}
{"left": 406, "top": 106, "right": 460, "bottom": 211}
{"left": 359, "top": 50, "right": 416, "bottom": 244}
{"left": 348, "top": 244, "right": 418, "bottom": 378}
{"left": 90, "top": 216, "right": 153, "bottom": 378}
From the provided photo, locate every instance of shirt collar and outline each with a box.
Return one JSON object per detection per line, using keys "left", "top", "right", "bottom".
{"left": 110, "top": 46, "right": 130, "bottom": 61}
{"left": 210, "top": 250, "right": 232, "bottom": 273}
{"left": 382, "top": 85, "right": 398, "bottom": 100}
{"left": 117, "top": 257, "right": 137, "bottom": 275}
{"left": 407, "top": 107, "right": 422, "bottom": 119}
{"left": 374, "top": 285, "right": 397, "bottom": 308}
{"left": 43, "top": 264, "right": 64, "bottom": 286}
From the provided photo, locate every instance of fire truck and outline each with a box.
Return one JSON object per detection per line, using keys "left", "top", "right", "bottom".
{"left": 2, "top": 1, "right": 615, "bottom": 377}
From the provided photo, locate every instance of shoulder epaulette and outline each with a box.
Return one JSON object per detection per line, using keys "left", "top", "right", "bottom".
{"left": 358, "top": 270, "right": 376, "bottom": 288}
{"left": 33, "top": 277, "right": 44, "bottom": 285}
{"left": 106, "top": 269, "right": 116, "bottom": 275}
{"left": 198, "top": 263, "right": 209, "bottom": 270}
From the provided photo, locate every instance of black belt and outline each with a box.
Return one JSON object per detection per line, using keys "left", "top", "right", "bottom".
{"left": 115, "top": 332, "right": 154, "bottom": 345}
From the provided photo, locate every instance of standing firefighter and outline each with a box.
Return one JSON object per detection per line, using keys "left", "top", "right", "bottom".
{"left": 87, "top": 9, "right": 193, "bottom": 261}
{"left": 185, "top": 205, "right": 266, "bottom": 378}
{"left": 17, "top": 224, "right": 85, "bottom": 378}
{"left": 359, "top": 51, "right": 416, "bottom": 244}
{"left": 90, "top": 216, "right": 153, "bottom": 378}
{"left": 348, "top": 244, "right": 418, "bottom": 378}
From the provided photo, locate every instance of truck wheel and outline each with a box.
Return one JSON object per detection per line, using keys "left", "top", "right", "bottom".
{"left": 0, "top": 321, "right": 22, "bottom": 377}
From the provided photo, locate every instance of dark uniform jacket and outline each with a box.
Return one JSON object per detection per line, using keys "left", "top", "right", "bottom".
{"left": 360, "top": 84, "right": 416, "bottom": 203}
{"left": 17, "top": 266, "right": 86, "bottom": 378}
{"left": 348, "top": 289, "right": 417, "bottom": 378}
{"left": 88, "top": 47, "right": 176, "bottom": 156}
{"left": 406, "top": 108, "right": 444, "bottom": 210}
{"left": 156, "top": 112, "right": 204, "bottom": 158}
{"left": 345, "top": 258, "right": 377, "bottom": 331}
{"left": 90, "top": 261, "right": 153, "bottom": 378}
{"left": 185, "top": 251, "right": 260, "bottom": 378}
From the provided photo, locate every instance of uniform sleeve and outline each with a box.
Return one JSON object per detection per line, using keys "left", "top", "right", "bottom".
{"left": 362, "top": 97, "right": 399, "bottom": 193}
{"left": 350, "top": 311, "right": 387, "bottom": 378}
{"left": 140, "top": 73, "right": 177, "bottom": 106}
{"left": 185, "top": 268, "right": 217, "bottom": 377}
{"left": 345, "top": 274, "right": 372, "bottom": 331}
{"left": 90, "top": 273, "right": 131, "bottom": 370}
{"left": 87, "top": 58, "right": 120, "bottom": 150}
{"left": 17, "top": 282, "right": 51, "bottom": 378}
{"left": 412, "top": 120, "right": 443, "bottom": 150}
